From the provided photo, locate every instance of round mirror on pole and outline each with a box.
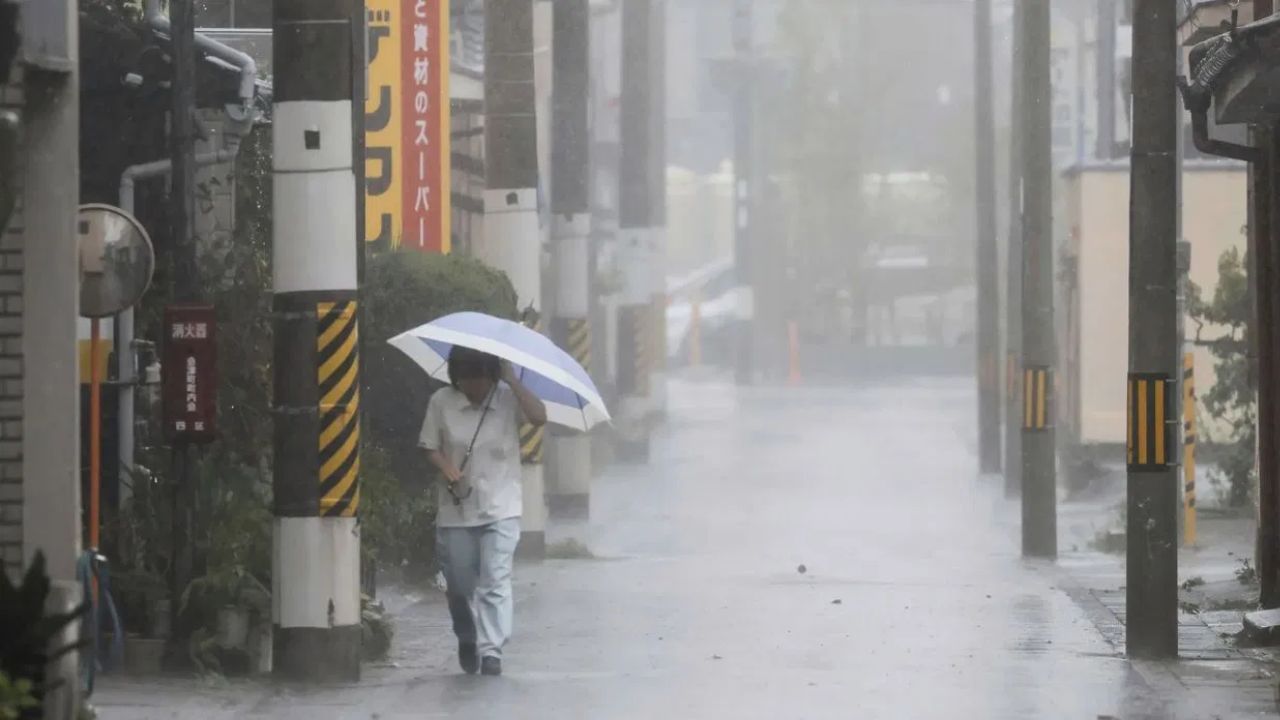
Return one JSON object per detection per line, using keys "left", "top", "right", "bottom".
{"left": 78, "top": 203, "right": 155, "bottom": 319}
{"left": 76, "top": 203, "right": 154, "bottom": 552}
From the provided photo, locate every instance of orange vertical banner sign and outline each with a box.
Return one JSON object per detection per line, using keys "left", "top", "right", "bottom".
{"left": 400, "top": 0, "right": 451, "bottom": 252}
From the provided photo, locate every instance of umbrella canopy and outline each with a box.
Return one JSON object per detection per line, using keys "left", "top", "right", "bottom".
{"left": 388, "top": 311, "right": 610, "bottom": 431}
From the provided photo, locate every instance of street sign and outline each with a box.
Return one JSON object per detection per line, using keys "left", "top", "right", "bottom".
{"left": 77, "top": 204, "right": 154, "bottom": 318}
{"left": 162, "top": 305, "right": 217, "bottom": 444}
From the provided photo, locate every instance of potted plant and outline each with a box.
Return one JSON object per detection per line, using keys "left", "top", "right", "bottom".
{"left": 0, "top": 553, "right": 86, "bottom": 719}
{"left": 181, "top": 563, "right": 269, "bottom": 645}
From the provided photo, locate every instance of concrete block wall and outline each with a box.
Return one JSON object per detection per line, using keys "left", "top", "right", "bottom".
{"left": 0, "top": 62, "right": 23, "bottom": 576}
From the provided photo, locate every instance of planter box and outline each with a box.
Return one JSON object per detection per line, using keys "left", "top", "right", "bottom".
{"left": 122, "top": 636, "right": 165, "bottom": 676}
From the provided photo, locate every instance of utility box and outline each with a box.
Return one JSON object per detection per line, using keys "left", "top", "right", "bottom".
{"left": 20, "top": 0, "right": 75, "bottom": 72}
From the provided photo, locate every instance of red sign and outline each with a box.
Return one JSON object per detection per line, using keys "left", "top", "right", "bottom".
{"left": 400, "top": 0, "right": 449, "bottom": 252}
{"left": 162, "top": 305, "right": 217, "bottom": 444}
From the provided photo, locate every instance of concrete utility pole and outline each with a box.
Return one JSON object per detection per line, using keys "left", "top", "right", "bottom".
{"left": 1259, "top": 120, "right": 1280, "bottom": 605}
{"left": 1004, "top": 0, "right": 1024, "bottom": 498}
{"left": 482, "top": 0, "right": 548, "bottom": 554}
{"left": 648, "top": 0, "right": 667, "bottom": 419}
{"left": 1262, "top": 123, "right": 1280, "bottom": 606}
{"left": 974, "top": 0, "right": 1000, "bottom": 475}
{"left": 549, "top": 0, "right": 592, "bottom": 520}
{"left": 1126, "top": 0, "right": 1179, "bottom": 658}
{"left": 731, "top": 0, "right": 754, "bottom": 386}
{"left": 1253, "top": 0, "right": 1280, "bottom": 610}
{"left": 615, "top": 0, "right": 657, "bottom": 461}
{"left": 166, "top": 0, "right": 198, "bottom": 667}
{"left": 271, "top": 0, "right": 363, "bottom": 681}
{"left": 1019, "top": 0, "right": 1055, "bottom": 558}
{"left": 1096, "top": 0, "right": 1117, "bottom": 160}
{"left": 588, "top": 1, "right": 622, "bottom": 412}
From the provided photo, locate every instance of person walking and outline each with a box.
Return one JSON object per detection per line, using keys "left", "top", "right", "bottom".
{"left": 420, "top": 345, "right": 547, "bottom": 676}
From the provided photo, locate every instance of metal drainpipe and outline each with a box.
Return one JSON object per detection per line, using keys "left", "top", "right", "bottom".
{"left": 142, "top": 0, "right": 258, "bottom": 120}
{"left": 116, "top": 123, "right": 247, "bottom": 505}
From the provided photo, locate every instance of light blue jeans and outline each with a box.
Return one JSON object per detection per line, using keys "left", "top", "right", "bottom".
{"left": 436, "top": 518, "right": 520, "bottom": 659}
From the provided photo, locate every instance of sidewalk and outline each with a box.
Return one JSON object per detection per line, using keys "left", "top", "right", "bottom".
{"left": 1055, "top": 471, "right": 1280, "bottom": 717}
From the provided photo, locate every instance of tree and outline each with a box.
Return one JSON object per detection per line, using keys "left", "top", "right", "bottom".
{"left": 1188, "top": 246, "right": 1255, "bottom": 508}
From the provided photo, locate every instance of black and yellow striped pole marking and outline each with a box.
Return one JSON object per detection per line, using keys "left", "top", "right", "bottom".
{"left": 567, "top": 317, "right": 591, "bottom": 371}
{"left": 651, "top": 296, "right": 667, "bottom": 374}
{"left": 634, "top": 308, "right": 650, "bottom": 398}
{"left": 521, "top": 317, "right": 546, "bottom": 465}
{"left": 617, "top": 304, "right": 650, "bottom": 399}
{"left": 1022, "top": 366, "right": 1052, "bottom": 431}
{"left": 1127, "top": 373, "right": 1176, "bottom": 471}
{"left": 1183, "top": 353, "right": 1197, "bottom": 545}
{"left": 520, "top": 423, "right": 545, "bottom": 464}
{"left": 317, "top": 301, "right": 360, "bottom": 517}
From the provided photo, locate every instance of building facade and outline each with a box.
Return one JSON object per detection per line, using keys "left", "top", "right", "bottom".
{"left": 0, "top": 0, "right": 82, "bottom": 589}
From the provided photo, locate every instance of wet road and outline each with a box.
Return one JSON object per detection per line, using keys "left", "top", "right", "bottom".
{"left": 98, "top": 376, "right": 1265, "bottom": 719}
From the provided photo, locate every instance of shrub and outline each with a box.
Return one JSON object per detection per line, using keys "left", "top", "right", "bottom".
{"left": 360, "top": 250, "right": 517, "bottom": 576}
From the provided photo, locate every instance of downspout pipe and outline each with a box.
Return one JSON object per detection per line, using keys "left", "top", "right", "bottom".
{"left": 1179, "top": 32, "right": 1263, "bottom": 162}
{"left": 1178, "top": 79, "right": 1262, "bottom": 162}
{"left": 143, "top": 0, "right": 258, "bottom": 120}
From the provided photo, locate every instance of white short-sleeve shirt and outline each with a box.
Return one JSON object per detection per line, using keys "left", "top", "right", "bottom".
{"left": 419, "top": 384, "right": 523, "bottom": 528}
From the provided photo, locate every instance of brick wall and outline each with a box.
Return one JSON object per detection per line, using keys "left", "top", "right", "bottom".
{"left": 0, "top": 64, "right": 23, "bottom": 576}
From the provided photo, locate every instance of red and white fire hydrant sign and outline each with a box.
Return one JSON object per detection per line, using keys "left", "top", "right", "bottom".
{"left": 162, "top": 305, "right": 217, "bottom": 444}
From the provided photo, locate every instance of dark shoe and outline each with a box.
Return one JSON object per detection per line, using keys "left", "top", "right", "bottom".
{"left": 480, "top": 656, "right": 502, "bottom": 676}
{"left": 459, "top": 642, "right": 479, "bottom": 675}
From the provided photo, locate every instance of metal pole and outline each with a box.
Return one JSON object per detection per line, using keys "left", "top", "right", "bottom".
{"left": 1184, "top": 351, "right": 1197, "bottom": 546}
{"left": 731, "top": 0, "right": 753, "bottom": 386}
{"left": 974, "top": 0, "right": 1000, "bottom": 475}
{"left": 171, "top": 0, "right": 198, "bottom": 303}
{"left": 1020, "top": 0, "right": 1056, "bottom": 558}
{"left": 1126, "top": 0, "right": 1179, "bottom": 658}
{"left": 1004, "top": 0, "right": 1024, "bottom": 498}
{"left": 549, "top": 0, "right": 593, "bottom": 521}
{"left": 166, "top": 0, "right": 197, "bottom": 668}
{"left": 482, "top": 0, "right": 548, "bottom": 554}
{"left": 89, "top": 319, "right": 102, "bottom": 551}
{"left": 615, "top": 0, "right": 655, "bottom": 461}
{"left": 271, "top": 0, "right": 363, "bottom": 681}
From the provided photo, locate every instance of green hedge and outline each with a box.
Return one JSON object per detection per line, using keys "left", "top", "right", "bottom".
{"left": 360, "top": 250, "right": 518, "bottom": 575}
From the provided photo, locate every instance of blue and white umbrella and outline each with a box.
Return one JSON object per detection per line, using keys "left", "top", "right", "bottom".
{"left": 388, "top": 311, "right": 610, "bottom": 431}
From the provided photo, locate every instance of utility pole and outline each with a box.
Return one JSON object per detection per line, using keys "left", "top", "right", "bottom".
{"left": 271, "top": 0, "right": 363, "bottom": 681}
{"left": 1004, "top": 0, "right": 1024, "bottom": 498}
{"left": 1020, "top": 0, "right": 1055, "bottom": 557}
{"left": 1253, "top": 0, "right": 1280, "bottom": 610}
{"left": 1261, "top": 121, "right": 1280, "bottom": 605}
{"left": 615, "top": 0, "right": 656, "bottom": 461}
{"left": 1126, "top": 0, "right": 1179, "bottom": 658}
{"left": 731, "top": 0, "right": 753, "bottom": 386}
{"left": 1096, "top": 0, "right": 1117, "bottom": 160}
{"left": 482, "top": 0, "right": 548, "bottom": 554}
{"left": 974, "top": 0, "right": 1000, "bottom": 475}
{"left": 166, "top": 0, "right": 197, "bottom": 668}
{"left": 588, "top": 1, "right": 622, "bottom": 413}
{"left": 648, "top": 0, "right": 667, "bottom": 419}
{"left": 548, "top": 0, "right": 592, "bottom": 521}
{"left": 1263, "top": 122, "right": 1280, "bottom": 606}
